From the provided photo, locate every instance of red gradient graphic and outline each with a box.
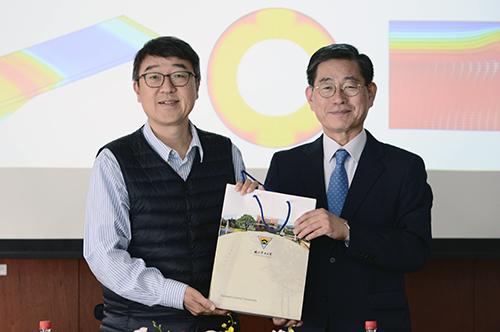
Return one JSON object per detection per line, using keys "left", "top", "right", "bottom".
{"left": 390, "top": 29, "right": 500, "bottom": 131}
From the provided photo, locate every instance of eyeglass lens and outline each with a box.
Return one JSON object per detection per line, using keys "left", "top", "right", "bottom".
{"left": 143, "top": 72, "right": 192, "bottom": 88}
{"left": 317, "top": 83, "right": 361, "bottom": 98}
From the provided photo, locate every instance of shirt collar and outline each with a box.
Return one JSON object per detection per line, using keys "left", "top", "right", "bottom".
{"left": 142, "top": 120, "right": 204, "bottom": 162}
{"left": 323, "top": 129, "right": 367, "bottom": 164}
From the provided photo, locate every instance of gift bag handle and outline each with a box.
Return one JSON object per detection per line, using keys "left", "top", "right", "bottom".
{"left": 241, "top": 170, "right": 291, "bottom": 233}
{"left": 253, "top": 194, "right": 291, "bottom": 234}
{"left": 241, "top": 170, "right": 274, "bottom": 192}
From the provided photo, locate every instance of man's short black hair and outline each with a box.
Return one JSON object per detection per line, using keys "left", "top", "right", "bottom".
{"left": 306, "top": 43, "right": 374, "bottom": 87}
{"left": 133, "top": 36, "right": 200, "bottom": 82}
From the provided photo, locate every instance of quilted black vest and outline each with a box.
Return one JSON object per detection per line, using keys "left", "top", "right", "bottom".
{"left": 98, "top": 127, "right": 237, "bottom": 332}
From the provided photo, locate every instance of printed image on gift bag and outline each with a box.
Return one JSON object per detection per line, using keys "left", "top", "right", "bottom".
{"left": 209, "top": 184, "right": 316, "bottom": 320}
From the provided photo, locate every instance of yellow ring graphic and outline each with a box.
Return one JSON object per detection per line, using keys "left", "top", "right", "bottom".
{"left": 208, "top": 8, "right": 334, "bottom": 147}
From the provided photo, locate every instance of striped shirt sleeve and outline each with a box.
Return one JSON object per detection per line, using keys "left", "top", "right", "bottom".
{"left": 84, "top": 141, "right": 245, "bottom": 309}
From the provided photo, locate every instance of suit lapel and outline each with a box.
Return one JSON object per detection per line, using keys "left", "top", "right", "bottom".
{"left": 341, "top": 131, "right": 385, "bottom": 220}
{"left": 301, "top": 136, "right": 328, "bottom": 209}
{"left": 301, "top": 136, "right": 335, "bottom": 255}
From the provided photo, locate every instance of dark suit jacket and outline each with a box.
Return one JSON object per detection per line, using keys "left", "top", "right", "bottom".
{"left": 264, "top": 130, "right": 432, "bottom": 332}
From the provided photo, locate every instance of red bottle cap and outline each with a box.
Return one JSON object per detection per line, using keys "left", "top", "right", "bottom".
{"left": 40, "top": 321, "right": 51, "bottom": 329}
{"left": 365, "top": 321, "right": 377, "bottom": 329}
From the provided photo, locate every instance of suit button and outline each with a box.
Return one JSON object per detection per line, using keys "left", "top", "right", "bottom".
{"left": 324, "top": 295, "right": 328, "bottom": 303}
{"left": 329, "top": 257, "right": 336, "bottom": 264}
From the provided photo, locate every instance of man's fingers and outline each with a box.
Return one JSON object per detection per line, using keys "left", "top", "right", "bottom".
{"left": 234, "top": 180, "right": 244, "bottom": 191}
{"left": 212, "top": 308, "right": 231, "bottom": 316}
{"left": 272, "top": 318, "right": 303, "bottom": 328}
{"left": 235, "top": 179, "right": 260, "bottom": 195}
{"left": 272, "top": 318, "right": 288, "bottom": 326}
{"left": 184, "top": 286, "right": 218, "bottom": 316}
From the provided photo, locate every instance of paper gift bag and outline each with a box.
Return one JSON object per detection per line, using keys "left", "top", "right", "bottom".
{"left": 209, "top": 184, "right": 316, "bottom": 320}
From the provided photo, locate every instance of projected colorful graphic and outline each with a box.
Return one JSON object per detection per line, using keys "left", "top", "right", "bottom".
{"left": 208, "top": 8, "right": 333, "bottom": 147}
{"left": 389, "top": 21, "right": 500, "bottom": 131}
{"left": 0, "top": 16, "right": 158, "bottom": 124}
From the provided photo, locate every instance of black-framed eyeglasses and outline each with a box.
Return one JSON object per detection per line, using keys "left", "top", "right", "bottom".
{"left": 137, "top": 71, "right": 196, "bottom": 88}
{"left": 313, "top": 82, "right": 366, "bottom": 98}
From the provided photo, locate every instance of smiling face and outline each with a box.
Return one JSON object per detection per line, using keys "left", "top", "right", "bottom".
{"left": 133, "top": 55, "right": 200, "bottom": 134}
{"left": 306, "top": 58, "right": 377, "bottom": 145}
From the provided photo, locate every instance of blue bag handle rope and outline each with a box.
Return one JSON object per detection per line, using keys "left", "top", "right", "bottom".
{"left": 241, "top": 170, "right": 274, "bottom": 192}
{"left": 241, "top": 170, "right": 291, "bottom": 233}
{"left": 253, "top": 195, "right": 291, "bottom": 233}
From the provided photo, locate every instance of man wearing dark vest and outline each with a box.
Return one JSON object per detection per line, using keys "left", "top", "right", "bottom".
{"left": 266, "top": 44, "right": 433, "bottom": 332}
{"left": 84, "top": 36, "right": 256, "bottom": 332}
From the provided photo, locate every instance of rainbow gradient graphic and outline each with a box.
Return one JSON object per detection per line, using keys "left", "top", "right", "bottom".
{"left": 389, "top": 21, "right": 500, "bottom": 131}
{"left": 0, "top": 16, "right": 158, "bottom": 124}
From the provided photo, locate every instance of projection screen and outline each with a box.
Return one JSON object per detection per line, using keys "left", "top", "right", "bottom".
{"left": 1, "top": 0, "right": 500, "bottom": 243}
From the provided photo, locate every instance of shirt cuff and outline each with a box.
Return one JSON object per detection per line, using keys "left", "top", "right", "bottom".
{"left": 162, "top": 279, "right": 189, "bottom": 310}
{"left": 343, "top": 220, "right": 350, "bottom": 247}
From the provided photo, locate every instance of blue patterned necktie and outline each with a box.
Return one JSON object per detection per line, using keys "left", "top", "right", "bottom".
{"left": 327, "top": 149, "right": 349, "bottom": 217}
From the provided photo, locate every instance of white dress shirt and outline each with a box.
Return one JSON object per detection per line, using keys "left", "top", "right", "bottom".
{"left": 84, "top": 120, "right": 245, "bottom": 310}
{"left": 323, "top": 129, "right": 367, "bottom": 191}
{"left": 323, "top": 130, "right": 367, "bottom": 245}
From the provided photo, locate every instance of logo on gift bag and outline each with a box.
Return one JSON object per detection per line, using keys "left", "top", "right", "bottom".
{"left": 258, "top": 236, "right": 272, "bottom": 249}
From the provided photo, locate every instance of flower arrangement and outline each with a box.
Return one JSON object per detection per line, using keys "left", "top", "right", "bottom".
{"left": 132, "top": 313, "right": 238, "bottom": 332}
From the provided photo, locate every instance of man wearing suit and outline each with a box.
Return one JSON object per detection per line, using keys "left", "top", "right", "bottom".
{"left": 265, "top": 44, "right": 433, "bottom": 332}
